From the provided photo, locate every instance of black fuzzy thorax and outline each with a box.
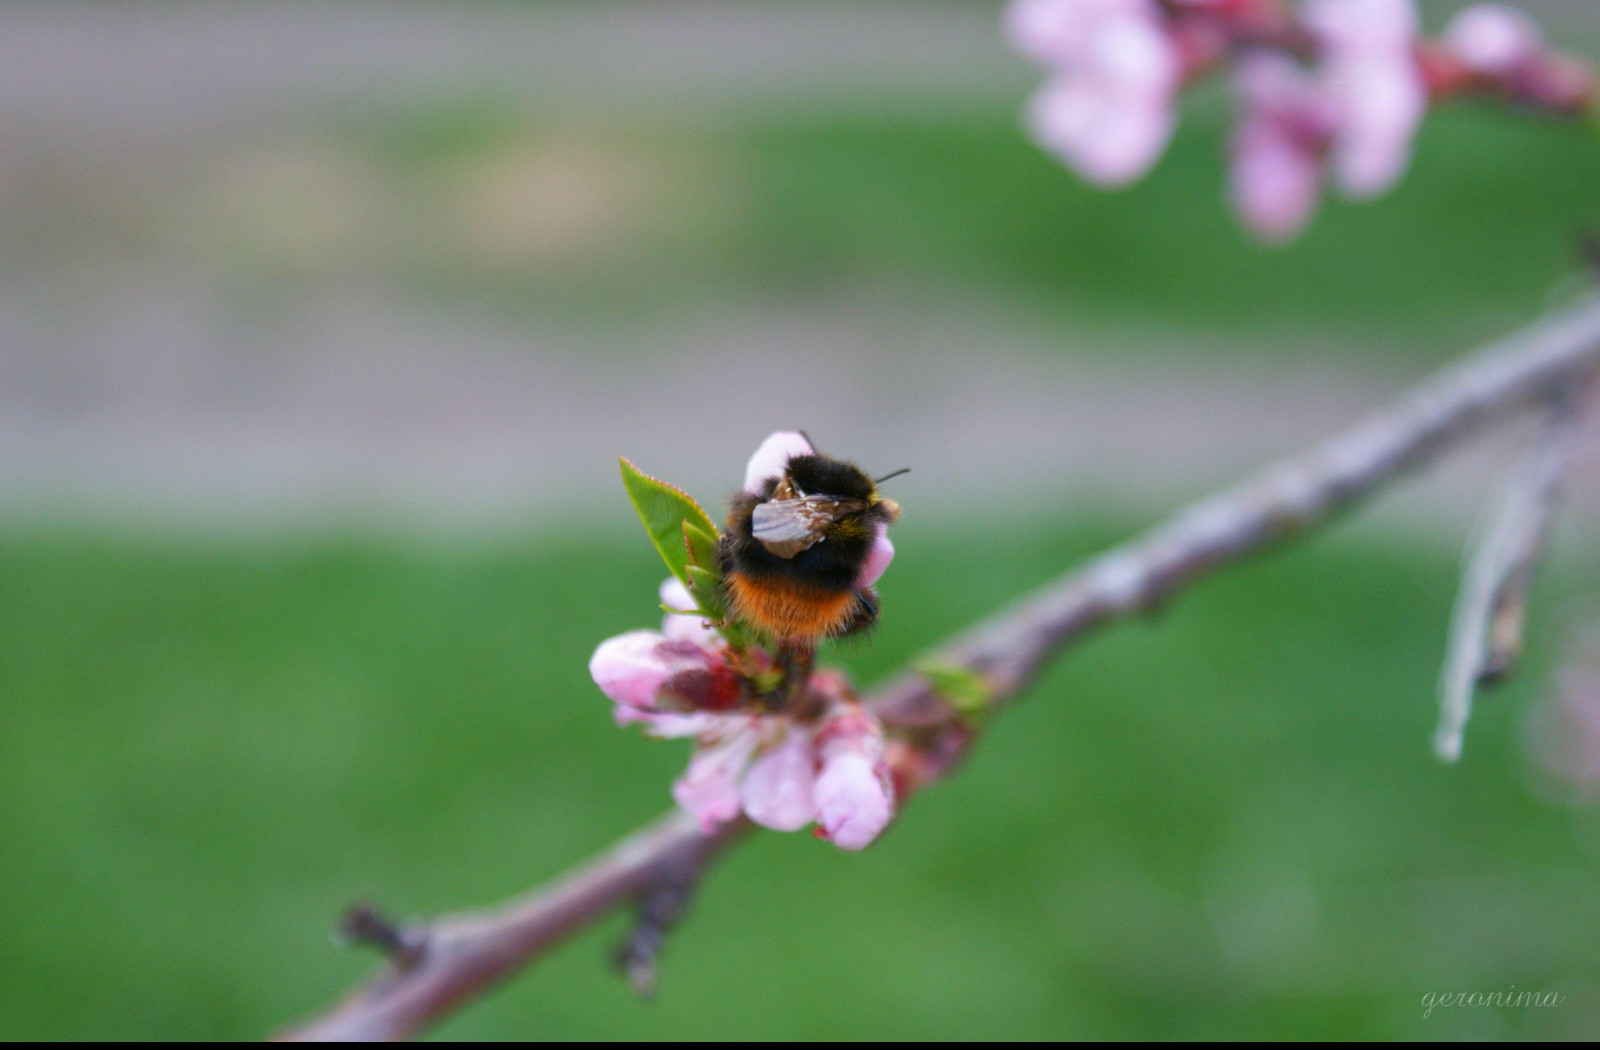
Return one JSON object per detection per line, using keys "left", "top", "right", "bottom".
{"left": 719, "top": 454, "right": 890, "bottom": 595}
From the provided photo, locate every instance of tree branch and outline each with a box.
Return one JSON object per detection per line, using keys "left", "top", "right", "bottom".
{"left": 1435, "top": 374, "right": 1600, "bottom": 761}
{"left": 279, "top": 294, "right": 1600, "bottom": 1042}
{"left": 278, "top": 813, "right": 748, "bottom": 1041}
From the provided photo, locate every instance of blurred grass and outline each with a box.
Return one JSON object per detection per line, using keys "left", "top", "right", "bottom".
{"left": 2, "top": 518, "right": 1597, "bottom": 1040}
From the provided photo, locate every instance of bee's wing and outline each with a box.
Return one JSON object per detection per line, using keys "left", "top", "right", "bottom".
{"left": 751, "top": 497, "right": 865, "bottom": 559}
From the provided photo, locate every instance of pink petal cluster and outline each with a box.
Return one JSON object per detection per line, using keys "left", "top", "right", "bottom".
{"left": 592, "top": 591, "right": 899, "bottom": 845}
{"left": 1005, "top": 0, "right": 1181, "bottom": 186}
{"left": 1230, "top": 53, "right": 1332, "bottom": 243}
{"left": 669, "top": 700, "right": 895, "bottom": 845}
{"left": 1306, "top": 0, "right": 1427, "bottom": 200}
{"left": 1227, "top": 0, "right": 1425, "bottom": 241}
{"left": 587, "top": 431, "right": 903, "bottom": 848}
{"left": 1004, "top": 0, "right": 1452, "bottom": 241}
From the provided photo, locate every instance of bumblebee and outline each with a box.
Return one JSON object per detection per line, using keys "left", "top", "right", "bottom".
{"left": 720, "top": 450, "right": 903, "bottom": 648}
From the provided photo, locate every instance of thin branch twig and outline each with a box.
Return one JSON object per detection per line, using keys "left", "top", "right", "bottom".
{"left": 1435, "top": 375, "right": 1600, "bottom": 761}
{"left": 279, "top": 813, "right": 748, "bottom": 1041}
{"left": 280, "top": 295, "right": 1600, "bottom": 1042}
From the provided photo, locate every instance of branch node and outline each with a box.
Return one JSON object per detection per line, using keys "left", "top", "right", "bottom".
{"left": 611, "top": 859, "right": 702, "bottom": 1000}
{"left": 337, "top": 901, "right": 425, "bottom": 968}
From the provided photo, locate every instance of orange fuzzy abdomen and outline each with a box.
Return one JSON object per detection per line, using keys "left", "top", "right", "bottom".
{"left": 726, "top": 573, "right": 856, "bottom": 644}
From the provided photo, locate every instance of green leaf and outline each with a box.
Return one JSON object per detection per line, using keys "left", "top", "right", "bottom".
{"left": 619, "top": 457, "right": 719, "bottom": 586}
{"left": 684, "top": 521, "right": 721, "bottom": 573}
{"left": 683, "top": 564, "right": 724, "bottom": 616}
{"left": 685, "top": 564, "right": 753, "bottom": 649}
{"left": 916, "top": 661, "right": 994, "bottom": 726}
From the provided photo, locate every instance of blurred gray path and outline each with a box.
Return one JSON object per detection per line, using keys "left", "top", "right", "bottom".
{"left": 0, "top": 1, "right": 1586, "bottom": 534}
{"left": 0, "top": 0, "right": 1022, "bottom": 142}
{"left": 0, "top": 286, "right": 1542, "bottom": 532}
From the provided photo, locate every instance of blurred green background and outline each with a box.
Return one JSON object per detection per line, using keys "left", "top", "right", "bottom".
{"left": 2, "top": 0, "right": 1600, "bottom": 1041}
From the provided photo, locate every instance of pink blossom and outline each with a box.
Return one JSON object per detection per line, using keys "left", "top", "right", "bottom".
{"left": 1307, "top": 0, "right": 1426, "bottom": 199}
{"left": 1004, "top": 0, "right": 1154, "bottom": 68}
{"left": 597, "top": 431, "right": 902, "bottom": 847}
{"left": 1231, "top": 119, "right": 1321, "bottom": 242}
{"left": 1304, "top": 0, "right": 1417, "bottom": 53}
{"left": 588, "top": 627, "right": 740, "bottom": 728}
{"left": 589, "top": 630, "right": 680, "bottom": 711}
{"left": 1008, "top": 0, "right": 1181, "bottom": 186}
{"left": 813, "top": 702, "right": 896, "bottom": 850}
{"left": 739, "top": 725, "right": 818, "bottom": 831}
{"left": 673, "top": 717, "right": 825, "bottom": 834}
{"left": 1230, "top": 54, "right": 1328, "bottom": 242}
{"left": 1443, "top": 4, "right": 1543, "bottom": 77}
{"left": 743, "top": 430, "right": 814, "bottom": 494}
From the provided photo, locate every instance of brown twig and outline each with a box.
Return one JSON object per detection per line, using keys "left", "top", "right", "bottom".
{"left": 1435, "top": 375, "right": 1600, "bottom": 761}
{"left": 278, "top": 813, "right": 749, "bottom": 1041}
{"left": 280, "top": 294, "right": 1600, "bottom": 1042}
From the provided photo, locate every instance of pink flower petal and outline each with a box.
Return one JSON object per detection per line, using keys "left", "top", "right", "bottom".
{"left": 1028, "top": 75, "right": 1175, "bottom": 186}
{"left": 673, "top": 728, "right": 759, "bottom": 831}
{"left": 1305, "top": 0, "right": 1418, "bottom": 54}
{"left": 743, "top": 431, "right": 814, "bottom": 494}
{"left": 1325, "top": 55, "right": 1425, "bottom": 198}
{"left": 1084, "top": 5, "right": 1179, "bottom": 99}
{"left": 1444, "top": 4, "right": 1543, "bottom": 76}
{"left": 1003, "top": 0, "right": 1096, "bottom": 67}
{"left": 1230, "top": 120, "right": 1321, "bottom": 243}
{"left": 659, "top": 577, "right": 720, "bottom": 645}
{"left": 815, "top": 753, "right": 894, "bottom": 851}
{"left": 740, "top": 727, "right": 818, "bottom": 832}
{"left": 1005, "top": 0, "right": 1162, "bottom": 66}
{"left": 814, "top": 704, "right": 895, "bottom": 850}
{"left": 854, "top": 524, "right": 895, "bottom": 589}
{"left": 588, "top": 630, "right": 674, "bottom": 710}
{"left": 621, "top": 709, "right": 720, "bottom": 740}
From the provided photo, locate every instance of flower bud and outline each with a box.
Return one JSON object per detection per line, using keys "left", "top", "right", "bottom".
{"left": 743, "top": 431, "right": 815, "bottom": 494}
{"left": 813, "top": 704, "right": 895, "bottom": 850}
{"left": 1444, "top": 4, "right": 1543, "bottom": 77}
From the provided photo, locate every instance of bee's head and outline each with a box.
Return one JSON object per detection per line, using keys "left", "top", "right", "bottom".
{"left": 781, "top": 454, "right": 900, "bottom": 524}
{"left": 784, "top": 454, "right": 872, "bottom": 500}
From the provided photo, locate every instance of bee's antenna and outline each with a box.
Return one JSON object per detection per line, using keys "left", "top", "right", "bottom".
{"left": 798, "top": 429, "right": 815, "bottom": 451}
{"left": 874, "top": 468, "right": 911, "bottom": 484}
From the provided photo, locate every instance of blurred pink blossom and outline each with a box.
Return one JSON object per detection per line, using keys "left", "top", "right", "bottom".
{"left": 1535, "top": 668, "right": 1600, "bottom": 800}
{"left": 1307, "top": 0, "right": 1427, "bottom": 199}
{"left": 1230, "top": 53, "right": 1329, "bottom": 241}
{"left": 1443, "top": 4, "right": 1544, "bottom": 77}
{"left": 1008, "top": 0, "right": 1181, "bottom": 185}
{"left": 673, "top": 721, "right": 764, "bottom": 828}
{"left": 1003, "top": 0, "right": 1517, "bottom": 241}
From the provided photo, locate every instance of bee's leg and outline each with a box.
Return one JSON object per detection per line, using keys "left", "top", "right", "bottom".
{"left": 835, "top": 586, "right": 880, "bottom": 638}
{"left": 758, "top": 641, "right": 815, "bottom": 714}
